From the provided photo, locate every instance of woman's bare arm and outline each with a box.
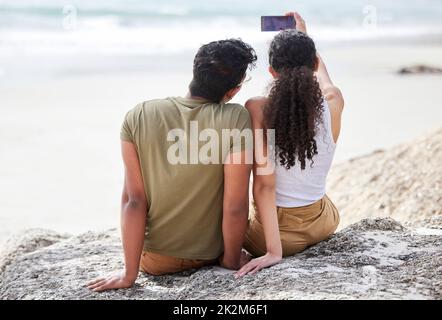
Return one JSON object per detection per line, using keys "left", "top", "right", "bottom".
{"left": 316, "top": 54, "right": 344, "bottom": 143}
{"left": 235, "top": 97, "right": 282, "bottom": 277}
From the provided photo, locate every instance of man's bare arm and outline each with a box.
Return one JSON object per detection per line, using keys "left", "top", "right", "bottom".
{"left": 87, "top": 141, "right": 147, "bottom": 292}
{"left": 221, "top": 150, "right": 252, "bottom": 270}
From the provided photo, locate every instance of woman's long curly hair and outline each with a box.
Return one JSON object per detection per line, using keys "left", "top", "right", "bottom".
{"left": 264, "top": 30, "right": 324, "bottom": 170}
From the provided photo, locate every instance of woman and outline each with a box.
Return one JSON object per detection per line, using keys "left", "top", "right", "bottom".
{"left": 236, "top": 12, "right": 344, "bottom": 277}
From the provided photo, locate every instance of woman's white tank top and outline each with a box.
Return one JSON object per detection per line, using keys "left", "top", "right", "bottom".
{"left": 275, "top": 100, "right": 336, "bottom": 208}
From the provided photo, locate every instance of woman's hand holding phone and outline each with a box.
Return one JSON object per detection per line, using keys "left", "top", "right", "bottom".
{"left": 285, "top": 12, "right": 307, "bottom": 34}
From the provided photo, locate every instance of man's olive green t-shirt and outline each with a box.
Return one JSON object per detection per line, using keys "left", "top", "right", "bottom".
{"left": 120, "top": 97, "right": 251, "bottom": 260}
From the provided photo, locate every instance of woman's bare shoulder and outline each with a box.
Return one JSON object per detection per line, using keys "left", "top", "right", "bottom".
{"left": 245, "top": 96, "right": 267, "bottom": 107}
{"left": 245, "top": 96, "right": 267, "bottom": 119}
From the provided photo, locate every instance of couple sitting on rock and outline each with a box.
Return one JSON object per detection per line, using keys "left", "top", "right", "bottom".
{"left": 88, "top": 12, "right": 344, "bottom": 292}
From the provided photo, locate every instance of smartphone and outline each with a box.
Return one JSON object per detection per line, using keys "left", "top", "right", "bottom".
{"left": 261, "top": 16, "right": 296, "bottom": 32}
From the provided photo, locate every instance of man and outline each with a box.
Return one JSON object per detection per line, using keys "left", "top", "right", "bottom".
{"left": 87, "top": 39, "right": 257, "bottom": 291}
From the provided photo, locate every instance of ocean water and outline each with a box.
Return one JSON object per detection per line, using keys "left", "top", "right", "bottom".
{"left": 1, "top": 0, "right": 442, "bottom": 58}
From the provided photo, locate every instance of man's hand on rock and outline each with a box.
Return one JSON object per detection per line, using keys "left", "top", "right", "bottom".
{"left": 87, "top": 269, "right": 136, "bottom": 292}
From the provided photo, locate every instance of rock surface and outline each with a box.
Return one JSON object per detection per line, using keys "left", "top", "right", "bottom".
{"left": 329, "top": 128, "right": 442, "bottom": 229}
{"left": 397, "top": 65, "right": 442, "bottom": 75}
{"left": 0, "top": 218, "right": 441, "bottom": 300}
{"left": 0, "top": 229, "right": 70, "bottom": 274}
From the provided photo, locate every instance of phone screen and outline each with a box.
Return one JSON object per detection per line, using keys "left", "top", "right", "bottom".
{"left": 261, "top": 16, "right": 296, "bottom": 32}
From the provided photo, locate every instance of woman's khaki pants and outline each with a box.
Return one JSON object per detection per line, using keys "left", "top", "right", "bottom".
{"left": 244, "top": 195, "right": 340, "bottom": 257}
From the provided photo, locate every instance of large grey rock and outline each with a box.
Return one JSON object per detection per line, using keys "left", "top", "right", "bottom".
{"left": 0, "top": 229, "right": 70, "bottom": 274}
{"left": 398, "top": 65, "right": 442, "bottom": 75}
{"left": 329, "top": 128, "right": 442, "bottom": 229}
{"left": 0, "top": 218, "right": 440, "bottom": 300}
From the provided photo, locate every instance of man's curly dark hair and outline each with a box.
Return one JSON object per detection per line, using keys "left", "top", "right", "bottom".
{"left": 264, "top": 30, "right": 324, "bottom": 170}
{"left": 189, "top": 39, "right": 257, "bottom": 102}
